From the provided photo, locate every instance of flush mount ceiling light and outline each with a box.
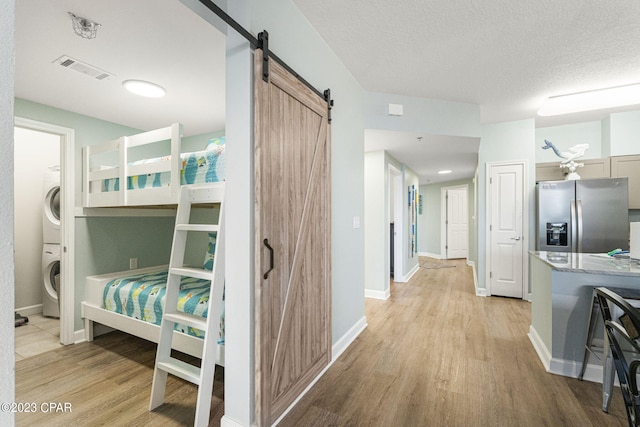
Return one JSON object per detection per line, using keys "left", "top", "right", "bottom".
{"left": 538, "top": 83, "right": 640, "bottom": 116}
{"left": 437, "top": 170, "right": 452, "bottom": 175}
{"left": 68, "top": 12, "right": 101, "bottom": 40}
{"left": 123, "top": 80, "right": 166, "bottom": 98}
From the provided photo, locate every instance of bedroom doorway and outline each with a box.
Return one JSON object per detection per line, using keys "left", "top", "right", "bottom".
{"left": 441, "top": 184, "right": 469, "bottom": 259}
{"left": 14, "top": 117, "right": 75, "bottom": 346}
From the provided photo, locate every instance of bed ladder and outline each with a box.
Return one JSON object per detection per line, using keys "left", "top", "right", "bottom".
{"left": 149, "top": 183, "right": 225, "bottom": 427}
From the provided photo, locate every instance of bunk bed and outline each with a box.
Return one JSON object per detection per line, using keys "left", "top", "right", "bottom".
{"left": 82, "top": 123, "right": 225, "bottom": 207}
{"left": 80, "top": 123, "right": 226, "bottom": 365}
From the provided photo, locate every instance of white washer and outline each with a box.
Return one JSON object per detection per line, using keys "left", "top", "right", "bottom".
{"left": 42, "top": 243, "right": 60, "bottom": 318}
{"left": 43, "top": 166, "right": 61, "bottom": 244}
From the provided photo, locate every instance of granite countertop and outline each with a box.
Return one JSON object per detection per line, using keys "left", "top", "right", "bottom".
{"left": 530, "top": 251, "right": 640, "bottom": 277}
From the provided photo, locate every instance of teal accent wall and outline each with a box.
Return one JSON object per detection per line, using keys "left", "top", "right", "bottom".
{"left": 15, "top": 98, "right": 182, "bottom": 330}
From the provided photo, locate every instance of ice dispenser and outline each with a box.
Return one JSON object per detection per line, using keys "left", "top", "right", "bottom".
{"left": 546, "top": 223, "right": 567, "bottom": 247}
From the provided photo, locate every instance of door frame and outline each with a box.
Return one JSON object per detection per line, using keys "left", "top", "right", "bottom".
{"left": 389, "top": 164, "right": 403, "bottom": 281}
{"left": 485, "top": 160, "right": 529, "bottom": 299}
{"left": 440, "top": 184, "right": 469, "bottom": 259}
{"left": 14, "top": 117, "right": 75, "bottom": 345}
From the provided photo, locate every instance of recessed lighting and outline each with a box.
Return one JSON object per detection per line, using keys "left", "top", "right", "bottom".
{"left": 123, "top": 80, "right": 166, "bottom": 98}
{"left": 438, "top": 170, "right": 452, "bottom": 175}
{"left": 538, "top": 83, "right": 640, "bottom": 116}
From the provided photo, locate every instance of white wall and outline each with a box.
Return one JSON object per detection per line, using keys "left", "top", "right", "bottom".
{"left": 14, "top": 128, "right": 60, "bottom": 311}
{"left": 535, "top": 121, "right": 602, "bottom": 162}
{"left": 364, "top": 151, "right": 386, "bottom": 295}
{"left": 365, "top": 92, "right": 481, "bottom": 137}
{"left": 0, "top": 0, "right": 15, "bottom": 423}
{"left": 477, "top": 119, "right": 536, "bottom": 291}
{"left": 609, "top": 110, "right": 640, "bottom": 156}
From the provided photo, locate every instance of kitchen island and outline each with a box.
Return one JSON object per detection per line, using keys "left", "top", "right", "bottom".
{"left": 528, "top": 251, "right": 640, "bottom": 382}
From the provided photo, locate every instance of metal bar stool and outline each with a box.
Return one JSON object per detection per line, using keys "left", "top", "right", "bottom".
{"left": 579, "top": 286, "right": 640, "bottom": 412}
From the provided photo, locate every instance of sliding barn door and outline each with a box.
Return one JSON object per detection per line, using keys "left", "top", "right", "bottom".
{"left": 254, "top": 49, "right": 331, "bottom": 425}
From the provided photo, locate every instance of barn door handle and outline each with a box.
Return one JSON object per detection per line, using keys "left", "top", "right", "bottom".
{"left": 263, "top": 239, "right": 274, "bottom": 279}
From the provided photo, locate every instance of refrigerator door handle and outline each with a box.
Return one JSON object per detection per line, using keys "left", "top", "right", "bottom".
{"left": 570, "top": 200, "right": 578, "bottom": 251}
{"left": 576, "top": 199, "right": 583, "bottom": 252}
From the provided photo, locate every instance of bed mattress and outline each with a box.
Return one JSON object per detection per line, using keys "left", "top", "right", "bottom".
{"left": 102, "top": 269, "right": 224, "bottom": 343}
{"left": 103, "top": 144, "right": 226, "bottom": 191}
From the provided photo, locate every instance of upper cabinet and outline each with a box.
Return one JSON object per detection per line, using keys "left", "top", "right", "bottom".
{"left": 611, "top": 155, "right": 640, "bottom": 209}
{"left": 536, "top": 158, "right": 611, "bottom": 182}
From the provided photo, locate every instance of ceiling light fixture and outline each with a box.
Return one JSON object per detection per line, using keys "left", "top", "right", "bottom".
{"left": 438, "top": 170, "right": 452, "bottom": 175}
{"left": 123, "top": 80, "right": 166, "bottom": 98}
{"left": 68, "top": 12, "right": 101, "bottom": 40}
{"left": 538, "top": 83, "right": 640, "bottom": 116}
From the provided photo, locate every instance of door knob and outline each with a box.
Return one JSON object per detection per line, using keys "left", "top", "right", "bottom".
{"left": 510, "top": 236, "right": 521, "bottom": 241}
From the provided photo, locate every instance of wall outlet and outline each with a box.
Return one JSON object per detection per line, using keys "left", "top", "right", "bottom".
{"left": 353, "top": 216, "right": 361, "bottom": 229}
{"left": 129, "top": 257, "right": 138, "bottom": 269}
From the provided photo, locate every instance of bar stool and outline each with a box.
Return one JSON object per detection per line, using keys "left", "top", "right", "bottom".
{"left": 578, "top": 286, "right": 640, "bottom": 412}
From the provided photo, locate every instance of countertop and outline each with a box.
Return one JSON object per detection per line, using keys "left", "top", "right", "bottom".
{"left": 530, "top": 251, "right": 640, "bottom": 277}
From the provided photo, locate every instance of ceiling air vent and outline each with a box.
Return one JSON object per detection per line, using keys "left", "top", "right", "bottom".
{"left": 52, "top": 55, "right": 114, "bottom": 81}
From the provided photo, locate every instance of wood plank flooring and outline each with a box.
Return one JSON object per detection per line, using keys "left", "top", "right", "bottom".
{"left": 279, "top": 258, "right": 628, "bottom": 427}
{"left": 15, "top": 257, "right": 629, "bottom": 426}
{"left": 15, "top": 331, "right": 224, "bottom": 426}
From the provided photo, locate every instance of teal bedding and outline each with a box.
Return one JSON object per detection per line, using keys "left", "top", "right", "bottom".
{"left": 103, "top": 270, "right": 225, "bottom": 343}
{"left": 103, "top": 140, "right": 225, "bottom": 191}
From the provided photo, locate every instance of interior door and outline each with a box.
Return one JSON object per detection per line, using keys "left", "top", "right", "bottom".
{"left": 489, "top": 163, "right": 524, "bottom": 298}
{"left": 445, "top": 186, "right": 468, "bottom": 259}
{"left": 254, "top": 49, "right": 331, "bottom": 425}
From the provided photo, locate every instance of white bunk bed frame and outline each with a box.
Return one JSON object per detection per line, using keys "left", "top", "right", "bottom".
{"left": 83, "top": 123, "right": 183, "bottom": 207}
{"left": 82, "top": 265, "right": 224, "bottom": 365}
{"left": 81, "top": 123, "right": 225, "bottom": 365}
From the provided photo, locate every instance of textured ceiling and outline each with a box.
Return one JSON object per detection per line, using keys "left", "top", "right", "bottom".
{"left": 15, "top": 1, "right": 640, "bottom": 185}
{"left": 292, "top": 0, "right": 640, "bottom": 126}
{"left": 294, "top": 0, "right": 640, "bottom": 183}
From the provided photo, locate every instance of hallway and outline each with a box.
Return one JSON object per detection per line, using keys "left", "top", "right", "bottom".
{"left": 280, "top": 257, "right": 627, "bottom": 426}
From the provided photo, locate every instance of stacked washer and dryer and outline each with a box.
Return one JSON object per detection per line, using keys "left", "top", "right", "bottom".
{"left": 42, "top": 166, "right": 61, "bottom": 318}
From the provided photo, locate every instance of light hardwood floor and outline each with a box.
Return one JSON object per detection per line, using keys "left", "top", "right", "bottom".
{"left": 15, "top": 257, "right": 628, "bottom": 426}
{"left": 279, "top": 258, "right": 628, "bottom": 426}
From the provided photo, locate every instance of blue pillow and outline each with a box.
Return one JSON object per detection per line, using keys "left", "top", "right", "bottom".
{"left": 203, "top": 232, "right": 217, "bottom": 270}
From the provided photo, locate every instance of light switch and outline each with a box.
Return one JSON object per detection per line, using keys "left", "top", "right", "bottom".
{"left": 353, "top": 216, "right": 360, "bottom": 229}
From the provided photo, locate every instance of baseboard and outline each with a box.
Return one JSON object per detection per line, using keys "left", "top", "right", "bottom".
{"left": 74, "top": 329, "right": 86, "bottom": 344}
{"left": 528, "top": 325, "right": 551, "bottom": 372}
{"left": 364, "top": 288, "right": 390, "bottom": 300}
{"left": 332, "top": 316, "right": 367, "bottom": 362}
{"left": 419, "top": 252, "right": 441, "bottom": 259}
{"left": 396, "top": 262, "right": 420, "bottom": 283}
{"left": 221, "top": 415, "right": 246, "bottom": 427}
{"left": 272, "top": 316, "right": 368, "bottom": 426}
{"left": 466, "top": 261, "right": 484, "bottom": 297}
{"left": 15, "top": 304, "right": 43, "bottom": 316}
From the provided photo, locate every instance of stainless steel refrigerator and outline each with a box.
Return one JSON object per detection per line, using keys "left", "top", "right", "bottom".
{"left": 536, "top": 178, "right": 629, "bottom": 253}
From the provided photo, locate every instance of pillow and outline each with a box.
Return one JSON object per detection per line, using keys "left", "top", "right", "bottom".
{"left": 202, "top": 232, "right": 217, "bottom": 271}
{"left": 206, "top": 136, "right": 225, "bottom": 151}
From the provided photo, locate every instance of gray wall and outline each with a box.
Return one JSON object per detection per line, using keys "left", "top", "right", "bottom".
{"left": 0, "top": 0, "right": 15, "bottom": 422}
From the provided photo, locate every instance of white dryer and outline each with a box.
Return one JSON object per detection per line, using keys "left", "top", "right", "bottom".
{"left": 42, "top": 243, "right": 60, "bottom": 318}
{"left": 43, "top": 166, "right": 61, "bottom": 244}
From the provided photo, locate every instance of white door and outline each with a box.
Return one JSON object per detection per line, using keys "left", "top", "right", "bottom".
{"left": 446, "top": 186, "right": 468, "bottom": 259}
{"left": 489, "top": 163, "right": 525, "bottom": 298}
